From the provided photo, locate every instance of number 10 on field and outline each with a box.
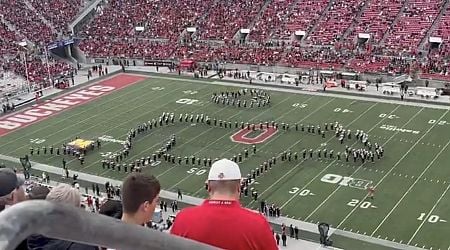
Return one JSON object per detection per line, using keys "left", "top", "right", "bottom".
{"left": 417, "top": 213, "right": 446, "bottom": 224}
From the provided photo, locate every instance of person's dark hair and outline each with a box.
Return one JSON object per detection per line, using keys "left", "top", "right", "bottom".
{"left": 122, "top": 173, "right": 160, "bottom": 214}
{"left": 99, "top": 199, "right": 123, "bottom": 219}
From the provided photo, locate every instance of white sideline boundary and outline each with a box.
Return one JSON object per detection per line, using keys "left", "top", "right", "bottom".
{"left": 0, "top": 154, "right": 423, "bottom": 250}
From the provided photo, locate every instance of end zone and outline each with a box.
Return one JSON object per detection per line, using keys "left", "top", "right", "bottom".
{"left": 0, "top": 74, "right": 147, "bottom": 137}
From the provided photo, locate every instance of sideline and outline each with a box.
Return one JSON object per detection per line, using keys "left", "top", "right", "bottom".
{"left": 0, "top": 154, "right": 422, "bottom": 250}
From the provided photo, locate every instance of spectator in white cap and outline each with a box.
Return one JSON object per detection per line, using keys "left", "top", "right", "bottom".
{"left": 171, "top": 159, "right": 277, "bottom": 250}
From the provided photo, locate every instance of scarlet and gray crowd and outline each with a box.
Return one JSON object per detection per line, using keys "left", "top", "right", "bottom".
{"left": 2, "top": 0, "right": 450, "bottom": 99}
{"left": 1, "top": 159, "right": 289, "bottom": 250}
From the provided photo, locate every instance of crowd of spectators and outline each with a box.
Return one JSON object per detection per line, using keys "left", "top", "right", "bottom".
{"left": 348, "top": 0, "right": 404, "bottom": 44}
{"left": 3, "top": 0, "right": 450, "bottom": 82}
{"left": 197, "top": 0, "right": 265, "bottom": 41}
{"left": 384, "top": 0, "right": 444, "bottom": 52}
{"left": 248, "top": 0, "right": 295, "bottom": 42}
{"left": 0, "top": 159, "right": 285, "bottom": 249}
{"left": 274, "top": 0, "right": 329, "bottom": 40}
{"left": 308, "top": 0, "right": 366, "bottom": 45}
{"left": 143, "top": 0, "right": 214, "bottom": 40}
{"left": 29, "top": 0, "right": 84, "bottom": 33}
{"left": 0, "top": 0, "right": 56, "bottom": 45}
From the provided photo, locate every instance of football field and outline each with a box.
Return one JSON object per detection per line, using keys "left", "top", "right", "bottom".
{"left": 1, "top": 73, "right": 449, "bottom": 249}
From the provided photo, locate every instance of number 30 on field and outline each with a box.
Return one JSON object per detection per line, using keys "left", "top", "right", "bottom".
{"left": 289, "top": 187, "right": 312, "bottom": 196}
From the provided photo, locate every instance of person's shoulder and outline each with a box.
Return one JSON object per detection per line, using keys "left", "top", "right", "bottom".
{"left": 174, "top": 205, "right": 203, "bottom": 219}
{"left": 238, "top": 207, "right": 268, "bottom": 222}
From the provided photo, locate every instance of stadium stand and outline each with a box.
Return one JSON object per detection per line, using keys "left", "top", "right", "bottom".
{"left": 273, "top": 0, "right": 329, "bottom": 40}
{"left": 348, "top": 0, "right": 404, "bottom": 44}
{"left": 307, "top": 0, "right": 366, "bottom": 45}
{"left": 248, "top": 0, "right": 296, "bottom": 43}
{"left": 197, "top": 0, "right": 265, "bottom": 41}
{"left": 0, "top": 0, "right": 56, "bottom": 44}
{"left": 28, "top": 0, "right": 84, "bottom": 33}
{"left": 142, "top": 0, "right": 215, "bottom": 40}
{"left": 383, "top": 0, "right": 444, "bottom": 53}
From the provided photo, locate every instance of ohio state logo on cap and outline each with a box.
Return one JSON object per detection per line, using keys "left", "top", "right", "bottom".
{"left": 218, "top": 172, "right": 225, "bottom": 179}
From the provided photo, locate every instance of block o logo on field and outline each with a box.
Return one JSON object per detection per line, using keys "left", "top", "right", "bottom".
{"left": 231, "top": 127, "right": 278, "bottom": 144}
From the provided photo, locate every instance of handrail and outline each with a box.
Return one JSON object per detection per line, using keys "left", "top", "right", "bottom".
{"left": 0, "top": 200, "right": 218, "bottom": 250}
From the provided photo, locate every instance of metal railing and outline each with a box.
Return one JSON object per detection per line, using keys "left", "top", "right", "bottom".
{"left": 0, "top": 200, "right": 217, "bottom": 250}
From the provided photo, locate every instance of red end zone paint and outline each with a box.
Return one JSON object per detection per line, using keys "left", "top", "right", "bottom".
{"left": 231, "top": 126, "right": 278, "bottom": 144}
{"left": 0, "top": 74, "right": 146, "bottom": 137}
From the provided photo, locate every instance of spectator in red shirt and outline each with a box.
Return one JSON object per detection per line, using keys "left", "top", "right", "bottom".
{"left": 171, "top": 159, "right": 277, "bottom": 250}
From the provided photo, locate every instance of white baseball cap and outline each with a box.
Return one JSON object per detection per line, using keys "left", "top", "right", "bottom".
{"left": 208, "top": 159, "right": 242, "bottom": 181}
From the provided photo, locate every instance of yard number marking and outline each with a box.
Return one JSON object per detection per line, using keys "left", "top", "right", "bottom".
{"left": 428, "top": 120, "right": 448, "bottom": 125}
{"left": 176, "top": 98, "right": 199, "bottom": 105}
{"left": 347, "top": 199, "right": 376, "bottom": 209}
{"left": 151, "top": 87, "right": 165, "bottom": 91}
{"left": 292, "top": 103, "right": 308, "bottom": 108}
{"left": 417, "top": 213, "right": 446, "bottom": 223}
{"left": 289, "top": 187, "right": 313, "bottom": 196}
{"left": 183, "top": 90, "right": 198, "bottom": 95}
{"left": 334, "top": 108, "right": 352, "bottom": 113}
{"left": 30, "top": 138, "right": 46, "bottom": 144}
{"left": 379, "top": 113, "right": 399, "bottom": 119}
{"left": 187, "top": 167, "right": 207, "bottom": 176}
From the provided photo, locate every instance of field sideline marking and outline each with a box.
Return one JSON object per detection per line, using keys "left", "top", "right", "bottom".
{"left": 280, "top": 105, "right": 408, "bottom": 211}
{"left": 47, "top": 83, "right": 212, "bottom": 167}
{"left": 155, "top": 95, "right": 295, "bottom": 181}
{"left": 309, "top": 106, "right": 424, "bottom": 219}
{"left": 4, "top": 79, "right": 185, "bottom": 154}
{"left": 332, "top": 107, "right": 429, "bottom": 227}
{"left": 82, "top": 88, "right": 228, "bottom": 173}
{"left": 166, "top": 95, "right": 325, "bottom": 189}
{"left": 149, "top": 74, "right": 450, "bottom": 110}
{"left": 188, "top": 96, "right": 337, "bottom": 195}
{"left": 102, "top": 90, "right": 313, "bottom": 178}
{"left": 0, "top": 75, "right": 156, "bottom": 149}
{"left": 371, "top": 110, "right": 450, "bottom": 236}
{"left": 250, "top": 102, "right": 387, "bottom": 208}
{"left": 369, "top": 110, "right": 449, "bottom": 236}
{"left": 407, "top": 183, "right": 450, "bottom": 244}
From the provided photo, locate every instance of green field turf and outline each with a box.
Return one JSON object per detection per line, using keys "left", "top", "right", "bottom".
{"left": 1, "top": 74, "right": 450, "bottom": 249}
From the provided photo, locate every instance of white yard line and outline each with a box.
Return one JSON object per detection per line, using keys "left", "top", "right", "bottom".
{"left": 166, "top": 95, "right": 320, "bottom": 189}
{"left": 41, "top": 87, "right": 215, "bottom": 168}
{"left": 2, "top": 77, "right": 162, "bottom": 148}
{"left": 407, "top": 183, "right": 450, "bottom": 244}
{"left": 279, "top": 104, "right": 405, "bottom": 210}
{"left": 368, "top": 111, "right": 450, "bottom": 236}
{"left": 6, "top": 82, "right": 191, "bottom": 154}
{"left": 188, "top": 96, "right": 333, "bottom": 195}
{"left": 149, "top": 74, "right": 450, "bottom": 110}
{"left": 313, "top": 107, "right": 425, "bottom": 224}
{"left": 250, "top": 102, "right": 388, "bottom": 208}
